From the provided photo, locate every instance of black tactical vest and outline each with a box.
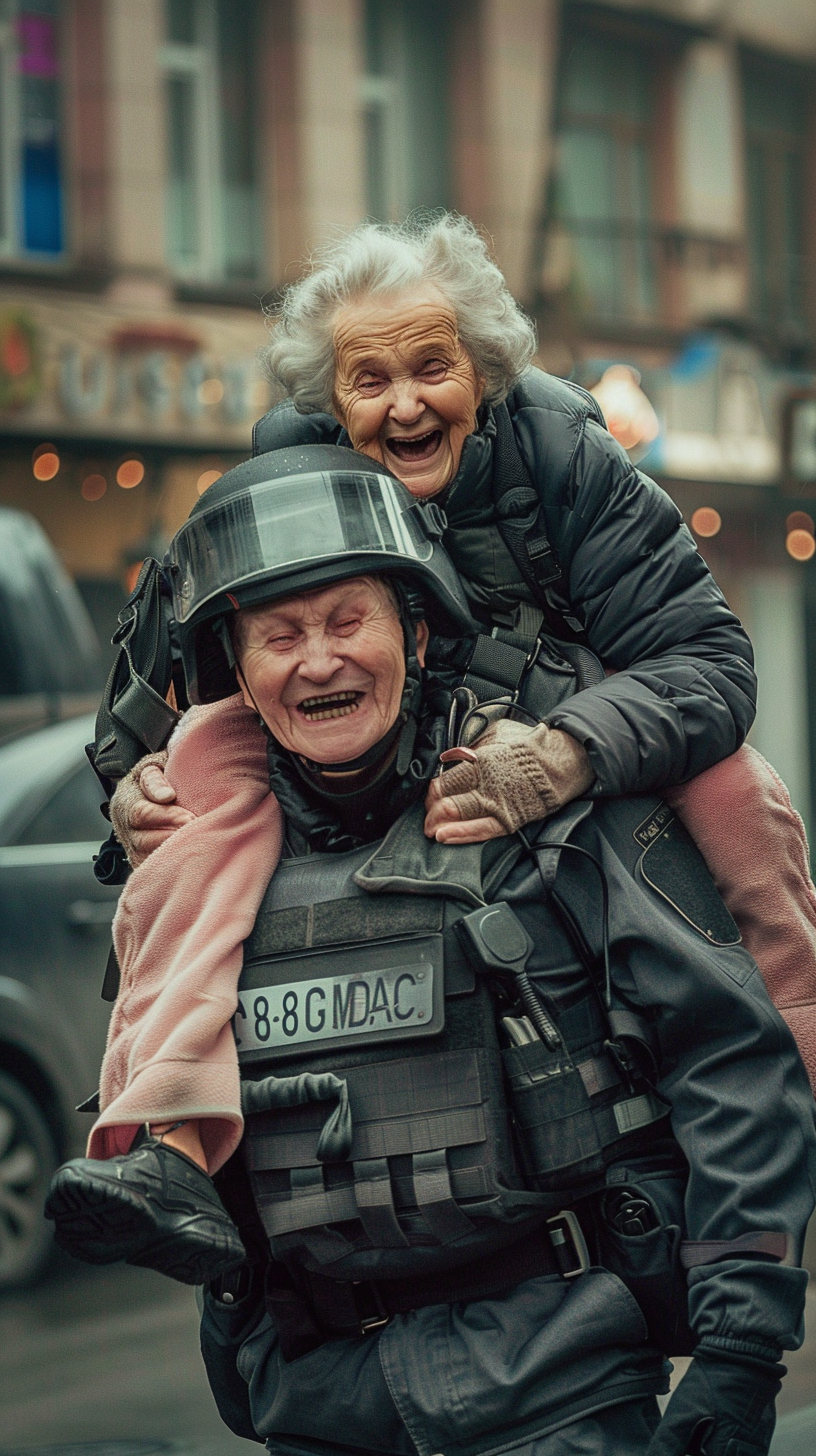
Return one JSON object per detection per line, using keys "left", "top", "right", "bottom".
{"left": 236, "top": 801, "right": 670, "bottom": 1284}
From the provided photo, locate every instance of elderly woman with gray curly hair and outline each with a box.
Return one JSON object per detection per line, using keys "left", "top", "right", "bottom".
{"left": 116, "top": 212, "right": 816, "bottom": 1090}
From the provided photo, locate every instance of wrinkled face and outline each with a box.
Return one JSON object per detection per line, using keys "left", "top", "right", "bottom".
{"left": 332, "top": 285, "right": 484, "bottom": 500}
{"left": 233, "top": 576, "right": 428, "bottom": 764}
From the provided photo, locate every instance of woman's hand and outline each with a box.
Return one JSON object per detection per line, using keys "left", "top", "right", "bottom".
{"left": 423, "top": 720, "right": 595, "bottom": 844}
{"left": 109, "top": 753, "right": 195, "bottom": 867}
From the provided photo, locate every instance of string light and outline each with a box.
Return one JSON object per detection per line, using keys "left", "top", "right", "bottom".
{"left": 691, "top": 507, "right": 721, "bottom": 538}
{"left": 32, "top": 444, "right": 59, "bottom": 481}
{"left": 786, "top": 529, "right": 816, "bottom": 562}
{"left": 117, "top": 459, "right": 144, "bottom": 488}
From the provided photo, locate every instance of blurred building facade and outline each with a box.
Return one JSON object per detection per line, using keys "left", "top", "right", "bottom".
{"left": 1, "top": 0, "right": 815, "bottom": 823}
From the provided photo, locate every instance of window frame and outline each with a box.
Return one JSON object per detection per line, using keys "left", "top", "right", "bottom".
{"left": 552, "top": 21, "right": 669, "bottom": 326}
{"left": 360, "top": 0, "right": 452, "bottom": 224}
{"left": 0, "top": 6, "right": 18, "bottom": 254}
{"left": 0, "top": 0, "right": 67, "bottom": 263}
{"left": 160, "top": 0, "right": 221, "bottom": 280}
{"left": 741, "top": 50, "right": 815, "bottom": 335}
{"left": 159, "top": 0, "right": 260, "bottom": 283}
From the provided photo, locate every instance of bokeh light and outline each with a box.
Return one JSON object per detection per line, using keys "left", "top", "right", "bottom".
{"left": 691, "top": 507, "right": 721, "bottom": 538}
{"left": 786, "top": 511, "right": 815, "bottom": 535}
{"left": 32, "top": 446, "right": 60, "bottom": 480}
{"left": 117, "top": 459, "right": 145, "bottom": 489}
{"left": 81, "top": 473, "right": 107, "bottom": 501}
{"left": 786, "top": 529, "right": 816, "bottom": 561}
{"left": 196, "top": 468, "right": 223, "bottom": 495}
{"left": 199, "top": 378, "right": 224, "bottom": 405}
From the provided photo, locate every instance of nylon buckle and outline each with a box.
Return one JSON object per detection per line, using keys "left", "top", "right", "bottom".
{"left": 547, "top": 1209, "right": 590, "bottom": 1278}
{"left": 352, "top": 1280, "right": 390, "bottom": 1335}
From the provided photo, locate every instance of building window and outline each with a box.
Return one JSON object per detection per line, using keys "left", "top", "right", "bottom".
{"left": 0, "top": 0, "right": 65, "bottom": 259}
{"left": 161, "top": 0, "right": 260, "bottom": 281}
{"left": 361, "top": 0, "right": 451, "bottom": 223}
{"left": 553, "top": 31, "right": 657, "bottom": 322}
{"left": 743, "top": 56, "right": 810, "bottom": 332}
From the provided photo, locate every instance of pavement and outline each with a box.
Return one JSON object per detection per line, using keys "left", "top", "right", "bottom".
{"left": 0, "top": 1255, "right": 254, "bottom": 1455}
{"left": 0, "top": 1239, "right": 814, "bottom": 1455}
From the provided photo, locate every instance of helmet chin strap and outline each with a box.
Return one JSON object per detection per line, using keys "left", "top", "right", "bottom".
{"left": 300, "top": 715, "right": 403, "bottom": 775}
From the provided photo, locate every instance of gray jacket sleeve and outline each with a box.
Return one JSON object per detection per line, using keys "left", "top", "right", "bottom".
{"left": 575, "top": 808, "right": 816, "bottom": 1360}
{"left": 519, "top": 406, "right": 757, "bottom": 794}
{"left": 652, "top": 956, "right": 815, "bottom": 1361}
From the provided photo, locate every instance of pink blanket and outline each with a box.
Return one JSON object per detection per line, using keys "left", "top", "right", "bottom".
{"left": 88, "top": 696, "right": 281, "bottom": 1173}
{"left": 89, "top": 709, "right": 816, "bottom": 1175}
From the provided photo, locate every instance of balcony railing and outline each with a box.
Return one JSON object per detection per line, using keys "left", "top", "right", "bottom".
{"left": 539, "top": 220, "right": 747, "bottom": 328}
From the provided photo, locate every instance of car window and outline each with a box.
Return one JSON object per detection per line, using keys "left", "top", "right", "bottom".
{"left": 15, "top": 762, "right": 106, "bottom": 845}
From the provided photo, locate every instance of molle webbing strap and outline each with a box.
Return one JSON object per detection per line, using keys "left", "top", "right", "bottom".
{"left": 411, "top": 1148, "right": 475, "bottom": 1242}
{"left": 245, "top": 1049, "right": 488, "bottom": 1245}
{"left": 247, "top": 1100, "right": 486, "bottom": 1172}
{"left": 353, "top": 1158, "right": 410, "bottom": 1247}
{"left": 254, "top": 1160, "right": 490, "bottom": 1244}
{"left": 245, "top": 1050, "right": 486, "bottom": 1170}
{"left": 463, "top": 633, "right": 529, "bottom": 702}
{"left": 246, "top": 894, "right": 442, "bottom": 962}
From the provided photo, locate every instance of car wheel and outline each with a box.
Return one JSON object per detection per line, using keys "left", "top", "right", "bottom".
{"left": 0, "top": 1070, "right": 58, "bottom": 1290}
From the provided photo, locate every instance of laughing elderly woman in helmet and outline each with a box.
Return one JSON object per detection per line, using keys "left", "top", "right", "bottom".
{"left": 47, "top": 449, "right": 816, "bottom": 1456}
{"left": 113, "top": 213, "right": 816, "bottom": 1084}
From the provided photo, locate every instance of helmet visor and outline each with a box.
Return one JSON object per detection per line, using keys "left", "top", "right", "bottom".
{"left": 168, "top": 469, "right": 434, "bottom": 623}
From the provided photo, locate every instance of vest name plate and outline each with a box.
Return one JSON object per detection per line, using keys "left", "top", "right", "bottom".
{"left": 236, "top": 934, "right": 445, "bottom": 1060}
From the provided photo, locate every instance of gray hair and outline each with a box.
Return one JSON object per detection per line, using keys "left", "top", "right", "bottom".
{"left": 265, "top": 214, "right": 537, "bottom": 413}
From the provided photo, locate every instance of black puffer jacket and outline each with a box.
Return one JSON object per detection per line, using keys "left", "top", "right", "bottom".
{"left": 253, "top": 368, "right": 756, "bottom": 796}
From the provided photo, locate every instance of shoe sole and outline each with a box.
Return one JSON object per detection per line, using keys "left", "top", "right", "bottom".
{"left": 46, "top": 1167, "right": 245, "bottom": 1285}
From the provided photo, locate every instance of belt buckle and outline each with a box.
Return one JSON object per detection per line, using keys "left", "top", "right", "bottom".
{"left": 547, "top": 1209, "right": 590, "bottom": 1278}
{"left": 352, "top": 1280, "right": 390, "bottom": 1336}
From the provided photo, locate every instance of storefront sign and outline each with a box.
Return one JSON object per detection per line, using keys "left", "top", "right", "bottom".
{"left": 0, "top": 289, "right": 273, "bottom": 446}
{"left": 640, "top": 336, "right": 781, "bottom": 485}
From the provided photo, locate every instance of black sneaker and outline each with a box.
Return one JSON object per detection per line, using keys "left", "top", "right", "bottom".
{"left": 44, "top": 1135, "right": 246, "bottom": 1285}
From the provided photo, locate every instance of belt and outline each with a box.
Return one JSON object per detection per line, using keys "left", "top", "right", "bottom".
{"left": 294, "top": 1211, "right": 591, "bottom": 1341}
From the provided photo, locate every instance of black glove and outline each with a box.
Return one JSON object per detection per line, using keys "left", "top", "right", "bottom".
{"left": 646, "top": 1350, "right": 784, "bottom": 1456}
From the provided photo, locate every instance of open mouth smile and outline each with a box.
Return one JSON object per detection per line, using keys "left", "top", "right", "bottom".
{"left": 386, "top": 429, "right": 443, "bottom": 463}
{"left": 297, "top": 691, "right": 363, "bottom": 721}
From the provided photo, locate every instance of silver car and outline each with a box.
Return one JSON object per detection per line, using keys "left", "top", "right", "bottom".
{"left": 0, "top": 714, "right": 119, "bottom": 1289}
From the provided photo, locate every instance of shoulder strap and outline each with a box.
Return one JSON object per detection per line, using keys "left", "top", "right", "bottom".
{"left": 89, "top": 558, "right": 180, "bottom": 790}
{"left": 491, "top": 403, "right": 590, "bottom": 648}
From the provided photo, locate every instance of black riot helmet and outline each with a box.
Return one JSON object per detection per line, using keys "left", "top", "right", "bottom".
{"left": 165, "top": 444, "right": 476, "bottom": 704}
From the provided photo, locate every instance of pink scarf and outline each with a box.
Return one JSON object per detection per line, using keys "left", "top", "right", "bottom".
{"left": 89, "top": 696, "right": 282, "bottom": 1173}
{"left": 666, "top": 745, "right": 816, "bottom": 1093}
